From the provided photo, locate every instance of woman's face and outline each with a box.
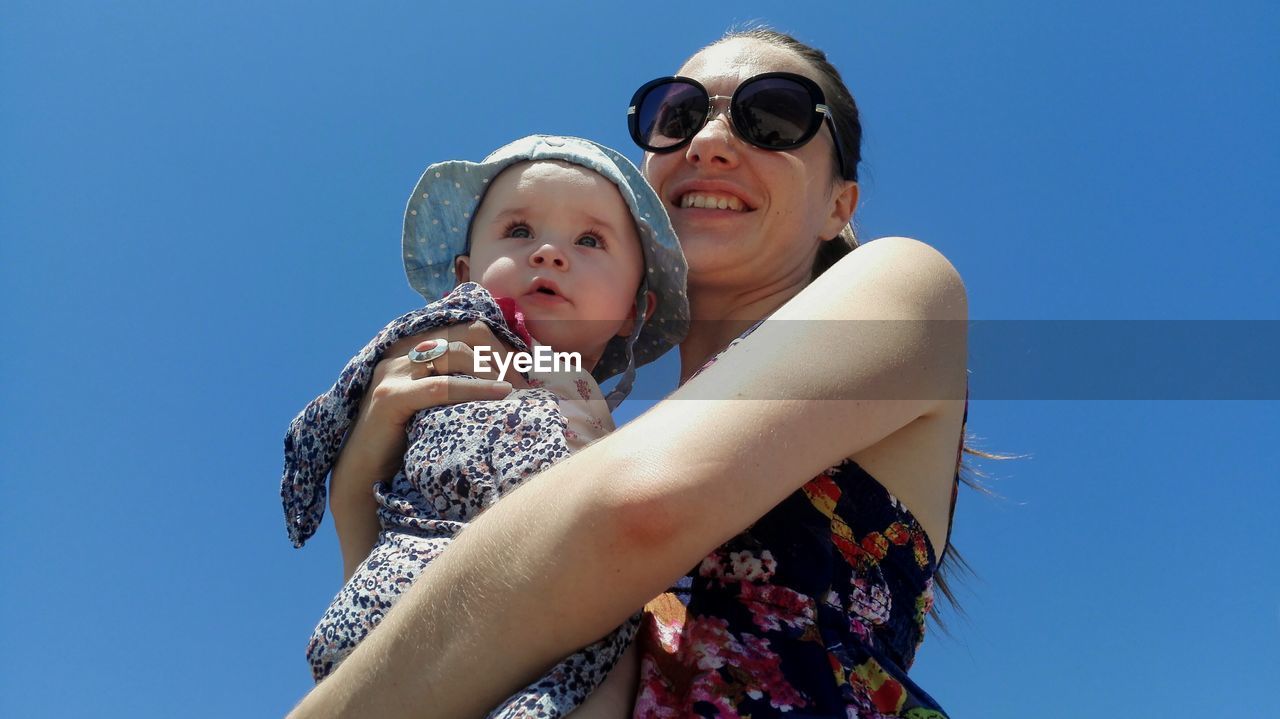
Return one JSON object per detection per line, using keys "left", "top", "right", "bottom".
{"left": 642, "top": 38, "right": 854, "bottom": 288}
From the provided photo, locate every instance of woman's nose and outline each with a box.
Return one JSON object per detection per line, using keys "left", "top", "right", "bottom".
{"left": 529, "top": 242, "right": 568, "bottom": 270}
{"left": 685, "top": 96, "right": 740, "bottom": 169}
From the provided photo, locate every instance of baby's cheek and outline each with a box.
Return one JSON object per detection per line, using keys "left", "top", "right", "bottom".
{"left": 477, "top": 261, "right": 521, "bottom": 292}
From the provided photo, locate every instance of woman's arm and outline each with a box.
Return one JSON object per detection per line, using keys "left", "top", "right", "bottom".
{"left": 291, "top": 238, "right": 967, "bottom": 718}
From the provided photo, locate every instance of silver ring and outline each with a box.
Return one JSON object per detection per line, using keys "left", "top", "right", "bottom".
{"left": 407, "top": 341, "right": 448, "bottom": 365}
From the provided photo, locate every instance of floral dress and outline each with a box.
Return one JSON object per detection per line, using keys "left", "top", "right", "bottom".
{"left": 634, "top": 326, "right": 960, "bottom": 719}
{"left": 281, "top": 282, "right": 638, "bottom": 719}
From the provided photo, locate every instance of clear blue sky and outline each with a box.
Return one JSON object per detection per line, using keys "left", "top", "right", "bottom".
{"left": 2, "top": 2, "right": 1277, "bottom": 716}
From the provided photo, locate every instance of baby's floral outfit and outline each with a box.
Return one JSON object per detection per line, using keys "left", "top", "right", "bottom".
{"left": 282, "top": 282, "right": 637, "bottom": 719}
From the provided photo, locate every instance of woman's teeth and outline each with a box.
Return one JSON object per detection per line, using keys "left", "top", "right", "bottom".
{"left": 680, "top": 193, "right": 745, "bottom": 211}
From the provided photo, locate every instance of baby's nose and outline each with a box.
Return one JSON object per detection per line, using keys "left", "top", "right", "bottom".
{"left": 529, "top": 243, "right": 568, "bottom": 269}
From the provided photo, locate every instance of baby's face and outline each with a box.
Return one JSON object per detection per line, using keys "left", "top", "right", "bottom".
{"left": 458, "top": 161, "right": 646, "bottom": 363}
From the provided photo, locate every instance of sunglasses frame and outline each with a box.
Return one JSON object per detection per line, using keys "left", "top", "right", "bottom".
{"left": 628, "top": 71, "right": 847, "bottom": 178}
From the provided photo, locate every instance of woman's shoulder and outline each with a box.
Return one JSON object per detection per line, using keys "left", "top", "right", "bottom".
{"left": 750, "top": 236, "right": 968, "bottom": 395}
{"left": 781, "top": 236, "right": 966, "bottom": 324}
{"left": 840, "top": 235, "right": 960, "bottom": 272}
{"left": 781, "top": 237, "right": 966, "bottom": 552}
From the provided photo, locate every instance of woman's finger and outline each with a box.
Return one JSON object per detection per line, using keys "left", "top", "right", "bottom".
{"left": 403, "top": 340, "right": 481, "bottom": 381}
{"left": 364, "top": 363, "right": 514, "bottom": 431}
{"left": 406, "top": 339, "right": 448, "bottom": 366}
{"left": 405, "top": 339, "right": 517, "bottom": 383}
{"left": 462, "top": 320, "right": 506, "bottom": 354}
{"left": 407, "top": 375, "right": 513, "bottom": 405}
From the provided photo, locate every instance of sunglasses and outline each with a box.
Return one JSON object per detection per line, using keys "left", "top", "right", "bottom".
{"left": 627, "top": 72, "right": 847, "bottom": 178}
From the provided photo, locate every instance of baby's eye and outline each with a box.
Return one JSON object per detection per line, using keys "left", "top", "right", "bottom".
{"left": 576, "top": 233, "right": 604, "bottom": 249}
{"left": 505, "top": 223, "right": 533, "bottom": 239}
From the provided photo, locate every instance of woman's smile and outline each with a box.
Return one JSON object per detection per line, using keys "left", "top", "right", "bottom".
{"left": 679, "top": 192, "right": 747, "bottom": 211}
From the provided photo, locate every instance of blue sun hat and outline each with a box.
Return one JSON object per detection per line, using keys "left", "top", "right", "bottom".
{"left": 402, "top": 135, "right": 689, "bottom": 408}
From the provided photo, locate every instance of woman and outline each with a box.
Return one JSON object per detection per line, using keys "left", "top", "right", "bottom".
{"left": 292, "top": 28, "right": 968, "bottom": 718}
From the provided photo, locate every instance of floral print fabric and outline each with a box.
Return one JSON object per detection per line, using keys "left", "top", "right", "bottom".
{"left": 281, "top": 282, "right": 532, "bottom": 549}
{"left": 633, "top": 327, "right": 953, "bottom": 719}
{"left": 281, "top": 282, "right": 637, "bottom": 718}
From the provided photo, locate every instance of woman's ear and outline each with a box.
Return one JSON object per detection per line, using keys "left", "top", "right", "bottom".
{"left": 454, "top": 255, "right": 471, "bottom": 283}
{"left": 821, "top": 181, "right": 859, "bottom": 241}
{"left": 615, "top": 290, "right": 658, "bottom": 338}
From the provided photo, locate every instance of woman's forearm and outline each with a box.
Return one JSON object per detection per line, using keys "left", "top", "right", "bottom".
{"left": 293, "top": 395, "right": 937, "bottom": 716}
{"left": 290, "top": 394, "right": 854, "bottom": 718}
{"left": 291, "top": 439, "right": 673, "bottom": 718}
{"left": 329, "top": 488, "right": 380, "bottom": 581}
{"left": 328, "top": 411, "right": 405, "bottom": 578}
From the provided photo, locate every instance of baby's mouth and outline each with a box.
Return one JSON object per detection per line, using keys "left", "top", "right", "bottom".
{"left": 525, "top": 279, "right": 569, "bottom": 304}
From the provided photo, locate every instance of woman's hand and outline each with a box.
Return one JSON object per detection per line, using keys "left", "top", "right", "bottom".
{"left": 330, "top": 321, "right": 527, "bottom": 579}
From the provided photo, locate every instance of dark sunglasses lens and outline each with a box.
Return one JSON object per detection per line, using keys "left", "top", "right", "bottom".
{"left": 735, "top": 78, "right": 816, "bottom": 148}
{"left": 635, "top": 81, "right": 707, "bottom": 150}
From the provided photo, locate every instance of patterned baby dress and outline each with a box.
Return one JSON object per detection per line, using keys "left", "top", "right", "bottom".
{"left": 282, "top": 282, "right": 638, "bottom": 719}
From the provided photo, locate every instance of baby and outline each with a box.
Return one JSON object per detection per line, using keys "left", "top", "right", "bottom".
{"left": 281, "top": 135, "right": 688, "bottom": 718}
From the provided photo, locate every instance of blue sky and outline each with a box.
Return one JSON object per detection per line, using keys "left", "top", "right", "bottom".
{"left": 2, "top": 2, "right": 1277, "bottom": 716}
